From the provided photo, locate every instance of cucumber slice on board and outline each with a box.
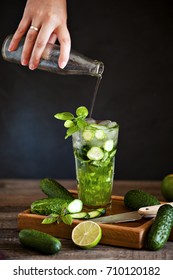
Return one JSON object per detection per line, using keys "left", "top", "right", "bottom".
{"left": 87, "top": 210, "right": 103, "bottom": 219}
{"left": 69, "top": 208, "right": 106, "bottom": 220}
{"left": 67, "top": 199, "right": 83, "bottom": 213}
{"left": 69, "top": 212, "right": 89, "bottom": 219}
{"left": 97, "top": 208, "right": 106, "bottom": 215}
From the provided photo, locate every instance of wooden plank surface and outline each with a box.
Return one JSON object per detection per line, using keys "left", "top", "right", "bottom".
{"left": 0, "top": 179, "right": 173, "bottom": 260}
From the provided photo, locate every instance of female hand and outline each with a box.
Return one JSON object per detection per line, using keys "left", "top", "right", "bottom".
{"left": 8, "top": 0, "right": 71, "bottom": 70}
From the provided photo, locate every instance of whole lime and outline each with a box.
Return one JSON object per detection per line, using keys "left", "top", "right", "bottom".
{"left": 161, "top": 174, "right": 173, "bottom": 201}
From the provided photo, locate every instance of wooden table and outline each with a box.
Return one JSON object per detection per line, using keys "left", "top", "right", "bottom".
{"left": 0, "top": 179, "right": 173, "bottom": 260}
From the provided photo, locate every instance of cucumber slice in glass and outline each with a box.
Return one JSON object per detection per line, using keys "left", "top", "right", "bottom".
{"left": 87, "top": 147, "right": 104, "bottom": 160}
{"left": 82, "top": 130, "right": 94, "bottom": 141}
{"left": 103, "top": 140, "right": 114, "bottom": 152}
{"left": 95, "top": 130, "right": 105, "bottom": 140}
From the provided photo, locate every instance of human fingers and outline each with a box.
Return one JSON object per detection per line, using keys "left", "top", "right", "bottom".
{"left": 28, "top": 25, "right": 56, "bottom": 70}
{"left": 48, "top": 33, "right": 57, "bottom": 44}
{"left": 8, "top": 18, "right": 30, "bottom": 52}
{"left": 21, "top": 23, "right": 41, "bottom": 66}
{"left": 57, "top": 25, "right": 71, "bottom": 69}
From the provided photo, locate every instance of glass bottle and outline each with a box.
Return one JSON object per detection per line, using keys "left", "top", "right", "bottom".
{"left": 1, "top": 34, "right": 104, "bottom": 77}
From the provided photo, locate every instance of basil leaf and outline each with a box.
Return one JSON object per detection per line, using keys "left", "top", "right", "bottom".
{"left": 61, "top": 214, "right": 73, "bottom": 225}
{"left": 54, "top": 112, "right": 74, "bottom": 121}
{"left": 76, "top": 106, "right": 89, "bottom": 118}
{"left": 60, "top": 203, "right": 68, "bottom": 216}
{"left": 41, "top": 214, "right": 59, "bottom": 224}
{"left": 64, "top": 120, "right": 74, "bottom": 128}
{"left": 65, "top": 125, "right": 79, "bottom": 139}
{"left": 77, "top": 118, "right": 87, "bottom": 129}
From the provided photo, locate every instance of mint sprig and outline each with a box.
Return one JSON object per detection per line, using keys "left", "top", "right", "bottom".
{"left": 54, "top": 106, "right": 89, "bottom": 139}
{"left": 41, "top": 203, "right": 73, "bottom": 225}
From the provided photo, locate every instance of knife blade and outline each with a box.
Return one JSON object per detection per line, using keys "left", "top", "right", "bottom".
{"left": 92, "top": 202, "right": 173, "bottom": 224}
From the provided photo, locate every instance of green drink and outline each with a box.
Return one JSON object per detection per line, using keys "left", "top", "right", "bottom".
{"left": 72, "top": 120, "right": 119, "bottom": 208}
{"left": 54, "top": 106, "right": 119, "bottom": 208}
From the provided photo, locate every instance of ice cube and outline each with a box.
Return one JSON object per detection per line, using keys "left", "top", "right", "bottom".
{"left": 86, "top": 118, "right": 96, "bottom": 124}
{"left": 107, "top": 121, "right": 118, "bottom": 128}
{"left": 99, "top": 120, "right": 111, "bottom": 126}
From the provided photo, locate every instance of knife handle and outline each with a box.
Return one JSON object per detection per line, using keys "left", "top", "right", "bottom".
{"left": 138, "top": 202, "right": 173, "bottom": 216}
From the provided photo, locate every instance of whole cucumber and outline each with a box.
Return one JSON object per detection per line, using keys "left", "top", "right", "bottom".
{"left": 146, "top": 204, "right": 173, "bottom": 250}
{"left": 124, "top": 189, "right": 160, "bottom": 210}
{"left": 19, "top": 229, "right": 61, "bottom": 254}
{"left": 31, "top": 197, "right": 73, "bottom": 215}
{"left": 40, "top": 178, "right": 74, "bottom": 200}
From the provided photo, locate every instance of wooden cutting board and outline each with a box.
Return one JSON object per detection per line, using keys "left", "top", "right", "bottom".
{"left": 17, "top": 194, "right": 173, "bottom": 249}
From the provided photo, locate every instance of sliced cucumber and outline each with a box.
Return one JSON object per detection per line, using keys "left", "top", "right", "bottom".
{"left": 95, "top": 130, "right": 105, "bottom": 140}
{"left": 88, "top": 210, "right": 102, "bottom": 219}
{"left": 87, "top": 208, "right": 106, "bottom": 219}
{"left": 91, "top": 152, "right": 109, "bottom": 167}
{"left": 97, "top": 208, "right": 106, "bottom": 215}
{"left": 69, "top": 212, "right": 89, "bottom": 219}
{"left": 69, "top": 208, "right": 106, "bottom": 220}
{"left": 87, "top": 147, "right": 104, "bottom": 160}
{"left": 82, "top": 130, "right": 94, "bottom": 141}
{"left": 66, "top": 199, "right": 83, "bottom": 213}
{"left": 103, "top": 140, "right": 114, "bottom": 152}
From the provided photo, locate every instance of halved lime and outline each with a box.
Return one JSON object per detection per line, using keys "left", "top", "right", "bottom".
{"left": 72, "top": 221, "right": 102, "bottom": 249}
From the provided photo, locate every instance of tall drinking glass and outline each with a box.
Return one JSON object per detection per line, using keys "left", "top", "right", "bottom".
{"left": 72, "top": 120, "right": 119, "bottom": 208}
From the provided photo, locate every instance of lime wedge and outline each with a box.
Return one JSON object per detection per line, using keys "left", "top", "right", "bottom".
{"left": 72, "top": 221, "right": 102, "bottom": 249}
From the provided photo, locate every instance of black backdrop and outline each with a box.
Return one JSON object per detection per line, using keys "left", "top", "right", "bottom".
{"left": 0, "top": 0, "right": 172, "bottom": 180}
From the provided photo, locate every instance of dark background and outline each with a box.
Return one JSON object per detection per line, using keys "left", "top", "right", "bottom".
{"left": 0, "top": 0, "right": 172, "bottom": 180}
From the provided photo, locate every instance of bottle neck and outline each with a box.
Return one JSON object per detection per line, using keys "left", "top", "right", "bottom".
{"left": 92, "top": 61, "right": 104, "bottom": 77}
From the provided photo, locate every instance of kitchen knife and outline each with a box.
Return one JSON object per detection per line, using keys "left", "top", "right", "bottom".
{"left": 92, "top": 202, "right": 173, "bottom": 224}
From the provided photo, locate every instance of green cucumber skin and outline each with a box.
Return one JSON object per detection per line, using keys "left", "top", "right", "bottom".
{"left": 40, "top": 178, "right": 74, "bottom": 200}
{"left": 146, "top": 204, "right": 173, "bottom": 250}
{"left": 19, "top": 229, "right": 61, "bottom": 254}
{"left": 31, "top": 197, "right": 73, "bottom": 215}
{"left": 124, "top": 189, "right": 160, "bottom": 210}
